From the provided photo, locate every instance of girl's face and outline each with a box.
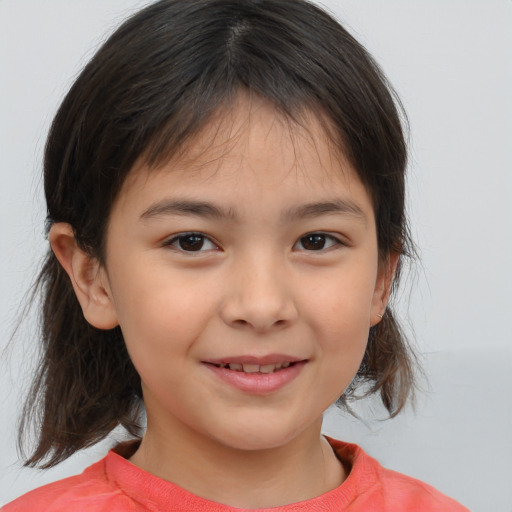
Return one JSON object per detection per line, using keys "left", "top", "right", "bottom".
{"left": 101, "top": 96, "right": 391, "bottom": 452}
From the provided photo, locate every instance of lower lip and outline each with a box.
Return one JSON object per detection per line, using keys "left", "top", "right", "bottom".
{"left": 204, "top": 362, "right": 306, "bottom": 395}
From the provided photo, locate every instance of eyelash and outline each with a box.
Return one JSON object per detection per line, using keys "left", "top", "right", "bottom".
{"left": 164, "top": 232, "right": 219, "bottom": 253}
{"left": 164, "top": 232, "right": 343, "bottom": 253}
{"left": 293, "top": 233, "right": 342, "bottom": 252}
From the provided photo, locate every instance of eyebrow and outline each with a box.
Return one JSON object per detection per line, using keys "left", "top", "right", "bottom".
{"left": 282, "top": 199, "right": 367, "bottom": 223}
{"left": 140, "top": 199, "right": 234, "bottom": 220}
{"left": 140, "top": 198, "right": 366, "bottom": 222}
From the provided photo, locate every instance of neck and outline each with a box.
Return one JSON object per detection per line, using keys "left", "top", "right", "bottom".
{"left": 129, "top": 417, "right": 345, "bottom": 508}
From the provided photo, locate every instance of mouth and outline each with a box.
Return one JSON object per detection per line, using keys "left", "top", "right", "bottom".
{"left": 206, "top": 361, "right": 299, "bottom": 374}
{"left": 202, "top": 357, "right": 307, "bottom": 394}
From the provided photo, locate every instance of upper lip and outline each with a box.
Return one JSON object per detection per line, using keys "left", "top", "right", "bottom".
{"left": 203, "top": 355, "right": 306, "bottom": 366}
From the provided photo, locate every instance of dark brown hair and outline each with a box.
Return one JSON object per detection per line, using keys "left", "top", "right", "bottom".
{"left": 21, "top": 0, "right": 417, "bottom": 468}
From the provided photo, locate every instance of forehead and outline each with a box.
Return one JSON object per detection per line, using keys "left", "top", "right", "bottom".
{"left": 116, "top": 95, "right": 372, "bottom": 216}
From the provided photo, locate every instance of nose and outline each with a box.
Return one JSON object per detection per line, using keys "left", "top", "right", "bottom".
{"left": 219, "top": 253, "right": 298, "bottom": 333}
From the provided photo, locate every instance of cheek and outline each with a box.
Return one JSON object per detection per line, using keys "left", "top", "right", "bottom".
{"left": 108, "top": 263, "right": 217, "bottom": 370}
{"left": 306, "top": 267, "right": 376, "bottom": 341}
{"left": 303, "top": 263, "right": 376, "bottom": 396}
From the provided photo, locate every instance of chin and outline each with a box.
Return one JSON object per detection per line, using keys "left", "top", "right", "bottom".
{"left": 207, "top": 417, "right": 316, "bottom": 453}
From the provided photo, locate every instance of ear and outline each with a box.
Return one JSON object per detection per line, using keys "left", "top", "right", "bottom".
{"left": 49, "top": 223, "right": 119, "bottom": 330}
{"left": 370, "top": 252, "right": 400, "bottom": 327}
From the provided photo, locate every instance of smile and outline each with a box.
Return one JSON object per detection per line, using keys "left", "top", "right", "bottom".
{"left": 212, "top": 362, "right": 293, "bottom": 373}
{"left": 203, "top": 358, "right": 307, "bottom": 395}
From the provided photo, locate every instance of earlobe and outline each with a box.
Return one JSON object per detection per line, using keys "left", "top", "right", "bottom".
{"left": 370, "top": 252, "right": 399, "bottom": 326}
{"left": 49, "top": 223, "right": 119, "bottom": 330}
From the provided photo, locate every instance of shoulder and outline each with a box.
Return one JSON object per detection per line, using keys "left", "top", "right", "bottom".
{"left": 2, "top": 456, "right": 132, "bottom": 512}
{"left": 368, "top": 464, "right": 470, "bottom": 511}
{"left": 327, "top": 437, "right": 470, "bottom": 511}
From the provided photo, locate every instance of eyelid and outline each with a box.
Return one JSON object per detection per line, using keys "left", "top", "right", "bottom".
{"left": 163, "top": 231, "right": 220, "bottom": 252}
{"left": 161, "top": 231, "right": 346, "bottom": 253}
{"left": 293, "top": 232, "right": 346, "bottom": 252}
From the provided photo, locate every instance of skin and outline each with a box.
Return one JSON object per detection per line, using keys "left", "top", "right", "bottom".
{"left": 50, "top": 95, "right": 395, "bottom": 508}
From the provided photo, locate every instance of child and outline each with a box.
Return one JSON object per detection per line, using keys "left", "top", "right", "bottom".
{"left": 3, "top": 0, "right": 469, "bottom": 510}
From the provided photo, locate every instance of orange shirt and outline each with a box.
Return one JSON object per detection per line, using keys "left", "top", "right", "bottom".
{"left": 3, "top": 438, "right": 469, "bottom": 511}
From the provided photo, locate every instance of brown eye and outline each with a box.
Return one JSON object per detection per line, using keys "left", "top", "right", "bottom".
{"left": 166, "top": 233, "right": 217, "bottom": 252}
{"left": 295, "top": 233, "right": 340, "bottom": 251}
{"left": 178, "top": 234, "right": 205, "bottom": 251}
{"left": 300, "top": 234, "right": 327, "bottom": 250}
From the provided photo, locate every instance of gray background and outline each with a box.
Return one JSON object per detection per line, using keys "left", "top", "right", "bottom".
{"left": 1, "top": 1, "right": 511, "bottom": 510}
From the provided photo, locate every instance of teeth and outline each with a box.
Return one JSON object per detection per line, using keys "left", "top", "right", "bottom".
{"left": 220, "top": 362, "right": 294, "bottom": 373}
{"left": 242, "top": 363, "right": 259, "bottom": 373}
